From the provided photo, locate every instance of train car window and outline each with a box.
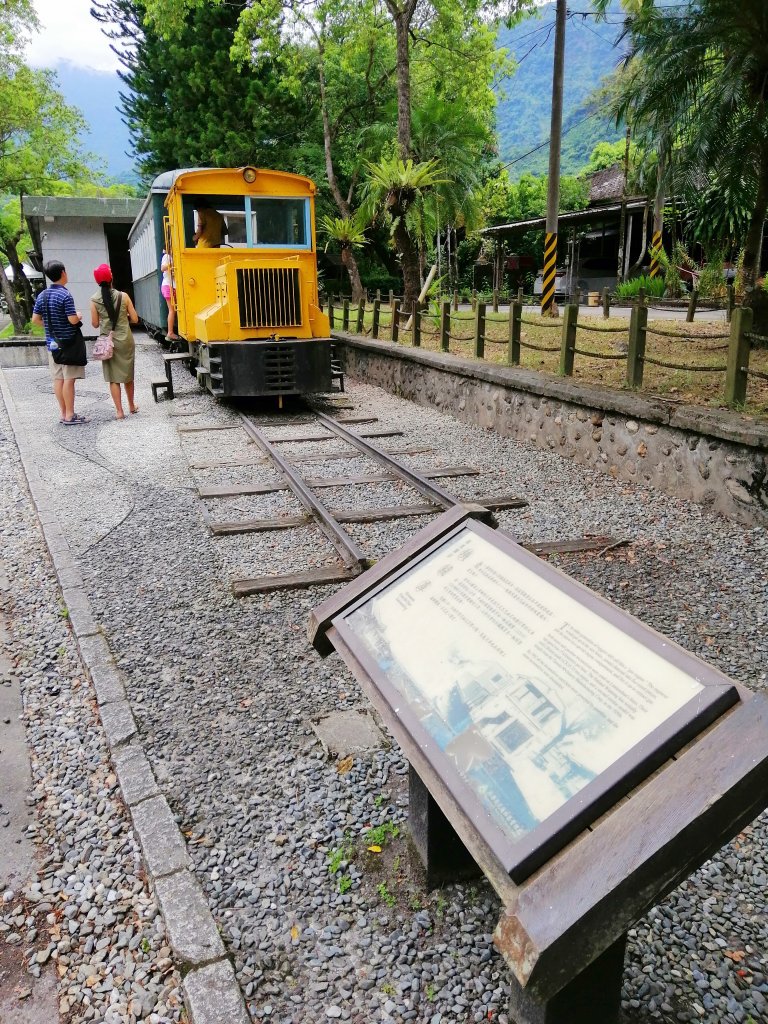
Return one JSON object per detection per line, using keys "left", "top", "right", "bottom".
{"left": 251, "top": 198, "right": 309, "bottom": 247}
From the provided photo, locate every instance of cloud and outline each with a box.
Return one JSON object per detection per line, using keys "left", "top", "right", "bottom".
{"left": 26, "top": 0, "right": 120, "bottom": 73}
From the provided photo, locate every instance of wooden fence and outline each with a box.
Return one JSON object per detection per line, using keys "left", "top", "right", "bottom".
{"left": 326, "top": 296, "right": 767, "bottom": 409}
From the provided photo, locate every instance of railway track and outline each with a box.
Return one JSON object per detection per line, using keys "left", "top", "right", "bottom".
{"left": 182, "top": 403, "right": 623, "bottom": 597}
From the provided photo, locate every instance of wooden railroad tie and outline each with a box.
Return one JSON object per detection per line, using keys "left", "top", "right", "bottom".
{"left": 198, "top": 465, "right": 482, "bottom": 499}
{"left": 188, "top": 445, "right": 434, "bottom": 471}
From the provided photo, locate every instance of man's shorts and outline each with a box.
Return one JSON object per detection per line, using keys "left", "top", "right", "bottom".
{"left": 48, "top": 353, "right": 85, "bottom": 381}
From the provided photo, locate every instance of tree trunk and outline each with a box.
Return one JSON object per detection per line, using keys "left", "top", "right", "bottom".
{"left": 393, "top": 213, "right": 420, "bottom": 308}
{"left": 386, "top": 0, "right": 414, "bottom": 157}
{"left": 341, "top": 247, "right": 364, "bottom": 304}
{"left": 742, "top": 153, "right": 768, "bottom": 294}
{"left": 0, "top": 266, "right": 27, "bottom": 334}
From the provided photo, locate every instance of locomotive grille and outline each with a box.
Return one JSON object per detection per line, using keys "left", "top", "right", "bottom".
{"left": 263, "top": 345, "right": 296, "bottom": 391}
{"left": 236, "top": 267, "right": 301, "bottom": 330}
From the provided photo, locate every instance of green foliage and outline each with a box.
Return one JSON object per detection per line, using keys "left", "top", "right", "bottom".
{"left": 377, "top": 882, "right": 396, "bottom": 907}
{"left": 611, "top": 0, "right": 768, "bottom": 288}
{"left": 426, "top": 984, "right": 437, "bottom": 1002}
{"left": 321, "top": 214, "right": 367, "bottom": 252}
{"left": 614, "top": 274, "right": 664, "bottom": 300}
{"left": 338, "top": 875, "right": 352, "bottom": 894}
{"left": 364, "top": 821, "right": 400, "bottom": 848}
{"left": 93, "top": 0, "right": 315, "bottom": 181}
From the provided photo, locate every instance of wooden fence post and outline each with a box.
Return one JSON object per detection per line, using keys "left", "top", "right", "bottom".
{"left": 440, "top": 300, "right": 450, "bottom": 353}
{"left": 453, "top": 290, "right": 459, "bottom": 312}
{"left": 356, "top": 299, "right": 365, "bottom": 335}
{"left": 342, "top": 298, "right": 350, "bottom": 332}
{"left": 602, "top": 287, "right": 610, "bottom": 319}
{"left": 492, "top": 289, "right": 499, "bottom": 313}
{"left": 471, "top": 289, "right": 477, "bottom": 311}
{"left": 725, "top": 305, "right": 753, "bottom": 407}
{"left": 389, "top": 289, "right": 394, "bottom": 309}
{"left": 559, "top": 303, "right": 578, "bottom": 376}
{"left": 474, "top": 301, "right": 486, "bottom": 359}
{"left": 412, "top": 301, "right": 421, "bottom": 347}
{"left": 517, "top": 286, "right": 524, "bottom": 304}
{"left": 727, "top": 285, "right": 736, "bottom": 323}
{"left": 638, "top": 287, "right": 646, "bottom": 308}
{"left": 391, "top": 299, "right": 400, "bottom": 342}
{"left": 686, "top": 288, "right": 698, "bottom": 323}
{"left": 376, "top": 288, "right": 381, "bottom": 303}
{"left": 626, "top": 302, "right": 648, "bottom": 389}
{"left": 508, "top": 300, "right": 522, "bottom": 366}
{"left": 372, "top": 298, "right": 380, "bottom": 339}
{"left": 328, "top": 298, "right": 335, "bottom": 330}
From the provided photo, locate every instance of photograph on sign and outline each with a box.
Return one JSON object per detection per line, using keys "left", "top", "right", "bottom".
{"left": 344, "top": 528, "right": 713, "bottom": 848}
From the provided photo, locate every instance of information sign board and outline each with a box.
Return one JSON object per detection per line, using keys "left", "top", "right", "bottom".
{"left": 327, "top": 517, "right": 737, "bottom": 880}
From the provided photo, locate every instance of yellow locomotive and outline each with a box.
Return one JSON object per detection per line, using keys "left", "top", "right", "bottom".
{"left": 129, "top": 166, "right": 332, "bottom": 398}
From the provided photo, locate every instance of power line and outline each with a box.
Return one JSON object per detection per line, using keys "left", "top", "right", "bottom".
{"left": 499, "top": 109, "right": 600, "bottom": 172}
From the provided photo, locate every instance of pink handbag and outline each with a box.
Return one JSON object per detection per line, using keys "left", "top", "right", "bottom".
{"left": 93, "top": 293, "right": 121, "bottom": 361}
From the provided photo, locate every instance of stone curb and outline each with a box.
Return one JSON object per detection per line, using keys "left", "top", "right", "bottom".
{"left": 0, "top": 368, "right": 249, "bottom": 1024}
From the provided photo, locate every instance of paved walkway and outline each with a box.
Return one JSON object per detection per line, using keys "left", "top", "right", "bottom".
{"left": 1, "top": 336, "right": 766, "bottom": 1024}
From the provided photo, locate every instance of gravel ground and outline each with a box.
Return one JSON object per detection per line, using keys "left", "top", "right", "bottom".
{"left": 2, "top": 337, "right": 767, "bottom": 1024}
{"left": 0, "top": 379, "right": 184, "bottom": 1024}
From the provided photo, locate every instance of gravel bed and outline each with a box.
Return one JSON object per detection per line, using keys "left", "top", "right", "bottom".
{"left": 205, "top": 491, "right": 311, "bottom": 522}
{"left": 3, "top": 350, "right": 767, "bottom": 1024}
{"left": 0, "top": 384, "right": 183, "bottom": 1024}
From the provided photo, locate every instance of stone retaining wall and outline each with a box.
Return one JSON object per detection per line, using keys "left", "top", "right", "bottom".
{"left": 0, "top": 339, "right": 48, "bottom": 368}
{"left": 334, "top": 333, "right": 768, "bottom": 528}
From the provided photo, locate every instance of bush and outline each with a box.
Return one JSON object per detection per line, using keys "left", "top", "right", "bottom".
{"left": 615, "top": 275, "right": 666, "bottom": 300}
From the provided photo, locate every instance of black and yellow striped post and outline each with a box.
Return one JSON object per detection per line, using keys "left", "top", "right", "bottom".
{"left": 541, "top": 232, "right": 558, "bottom": 315}
{"left": 649, "top": 230, "right": 663, "bottom": 279}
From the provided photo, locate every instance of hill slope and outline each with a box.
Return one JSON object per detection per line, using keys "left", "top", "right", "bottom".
{"left": 495, "top": 1, "right": 627, "bottom": 178}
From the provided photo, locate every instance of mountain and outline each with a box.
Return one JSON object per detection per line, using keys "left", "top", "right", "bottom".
{"left": 495, "top": 1, "right": 627, "bottom": 178}
{"left": 53, "top": 62, "right": 138, "bottom": 184}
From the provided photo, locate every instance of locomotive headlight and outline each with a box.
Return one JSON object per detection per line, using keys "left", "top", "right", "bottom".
{"left": 242, "top": 166, "right": 257, "bottom": 184}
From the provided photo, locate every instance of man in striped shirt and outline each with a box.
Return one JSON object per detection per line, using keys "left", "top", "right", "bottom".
{"left": 32, "top": 261, "right": 89, "bottom": 425}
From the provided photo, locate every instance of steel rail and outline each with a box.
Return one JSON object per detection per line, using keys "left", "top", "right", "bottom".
{"left": 238, "top": 413, "right": 368, "bottom": 572}
{"left": 315, "top": 413, "right": 464, "bottom": 511}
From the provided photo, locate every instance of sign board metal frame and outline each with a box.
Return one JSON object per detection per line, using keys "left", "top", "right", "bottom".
{"left": 309, "top": 505, "right": 768, "bottom": 1003}
{"left": 317, "top": 511, "right": 736, "bottom": 882}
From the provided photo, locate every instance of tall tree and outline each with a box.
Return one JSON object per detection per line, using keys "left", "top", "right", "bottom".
{"left": 0, "top": 1, "right": 91, "bottom": 332}
{"left": 92, "top": 0, "right": 317, "bottom": 181}
{"left": 598, "top": 0, "right": 768, "bottom": 293}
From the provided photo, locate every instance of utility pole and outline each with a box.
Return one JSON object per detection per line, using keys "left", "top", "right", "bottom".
{"left": 649, "top": 145, "right": 666, "bottom": 279}
{"left": 617, "top": 125, "right": 631, "bottom": 284}
{"left": 541, "top": 0, "right": 567, "bottom": 316}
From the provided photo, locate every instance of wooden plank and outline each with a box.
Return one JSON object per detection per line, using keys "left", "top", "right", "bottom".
{"left": 189, "top": 456, "right": 267, "bottom": 470}
{"left": 331, "top": 417, "right": 378, "bottom": 425}
{"left": 163, "top": 352, "right": 193, "bottom": 361}
{"left": 335, "top": 493, "right": 528, "bottom": 523}
{"left": 292, "top": 445, "right": 434, "bottom": 464}
{"left": 198, "top": 465, "right": 481, "bottom": 499}
{"left": 178, "top": 424, "right": 243, "bottom": 433}
{"left": 521, "top": 536, "right": 619, "bottom": 556}
{"left": 210, "top": 515, "right": 309, "bottom": 536}
{"left": 189, "top": 445, "right": 435, "bottom": 471}
{"left": 232, "top": 564, "right": 362, "bottom": 597}
{"left": 208, "top": 492, "right": 527, "bottom": 535}
{"left": 266, "top": 429, "right": 403, "bottom": 443}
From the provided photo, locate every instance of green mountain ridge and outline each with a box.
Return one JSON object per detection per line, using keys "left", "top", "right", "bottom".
{"left": 495, "top": 1, "right": 626, "bottom": 178}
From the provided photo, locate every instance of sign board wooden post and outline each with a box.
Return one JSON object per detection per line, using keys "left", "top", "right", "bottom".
{"left": 309, "top": 506, "right": 768, "bottom": 1024}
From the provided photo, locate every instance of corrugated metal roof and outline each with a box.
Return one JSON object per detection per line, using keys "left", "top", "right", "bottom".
{"left": 482, "top": 197, "right": 649, "bottom": 236}
{"left": 22, "top": 195, "right": 143, "bottom": 220}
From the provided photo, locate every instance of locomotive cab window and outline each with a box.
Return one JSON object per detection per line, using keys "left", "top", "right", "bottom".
{"left": 181, "top": 195, "right": 310, "bottom": 250}
{"left": 251, "top": 198, "right": 309, "bottom": 248}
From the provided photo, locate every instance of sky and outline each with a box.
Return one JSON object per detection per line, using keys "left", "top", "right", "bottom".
{"left": 26, "top": 0, "right": 119, "bottom": 72}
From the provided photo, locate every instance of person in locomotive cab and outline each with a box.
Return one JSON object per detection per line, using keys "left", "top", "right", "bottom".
{"left": 192, "top": 201, "right": 224, "bottom": 248}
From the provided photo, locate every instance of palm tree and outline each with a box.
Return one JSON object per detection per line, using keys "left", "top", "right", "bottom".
{"left": 320, "top": 214, "right": 367, "bottom": 302}
{"left": 602, "top": 0, "right": 768, "bottom": 294}
{"left": 362, "top": 155, "right": 449, "bottom": 307}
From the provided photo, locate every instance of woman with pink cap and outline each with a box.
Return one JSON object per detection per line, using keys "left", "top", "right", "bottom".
{"left": 90, "top": 264, "right": 140, "bottom": 419}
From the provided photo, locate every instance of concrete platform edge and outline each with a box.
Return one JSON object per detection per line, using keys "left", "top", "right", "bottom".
{"left": 0, "top": 367, "right": 248, "bottom": 1024}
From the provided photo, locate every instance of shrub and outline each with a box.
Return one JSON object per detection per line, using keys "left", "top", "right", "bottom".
{"left": 615, "top": 275, "right": 666, "bottom": 300}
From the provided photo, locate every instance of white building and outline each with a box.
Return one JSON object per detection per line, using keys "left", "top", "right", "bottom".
{"left": 23, "top": 196, "right": 143, "bottom": 320}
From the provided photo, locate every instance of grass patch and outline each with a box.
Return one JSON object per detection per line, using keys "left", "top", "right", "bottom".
{"left": 0, "top": 321, "right": 44, "bottom": 339}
